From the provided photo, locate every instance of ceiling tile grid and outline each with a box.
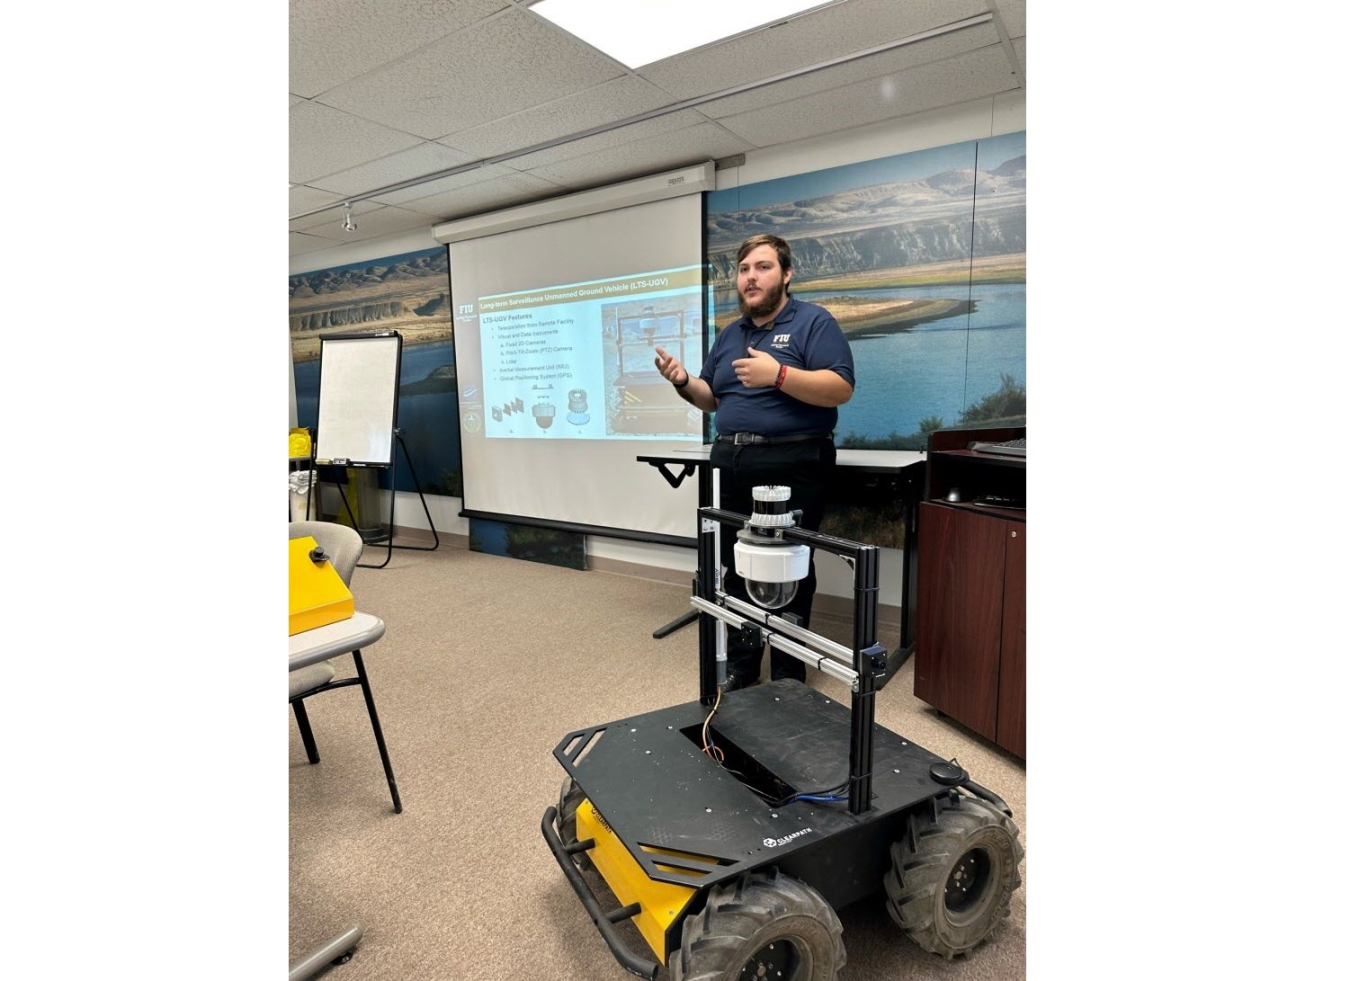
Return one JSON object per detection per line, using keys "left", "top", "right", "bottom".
{"left": 290, "top": 231, "right": 339, "bottom": 256}
{"left": 504, "top": 108, "right": 712, "bottom": 173}
{"left": 717, "top": 43, "right": 1019, "bottom": 148}
{"left": 289, "top": 100, "right": 423, "bottom": 184}
{"left": 287, "top": 1, "right": 1028, "bottom": 231}
{"left": 438, "top": 75, "right": 676, "bottom": 160}
{"left": 367, "top": 162, "right": 522, "bottom": 206}
{"left": 635, "top": 0, "right": 988, "bottom": 101}
{"left": 290, "top": 0, "right": 508, "bottom": 99}
{"left": 308, "top": 141, "right": 478, "bottom": 197}
{"left": 289, "top": 198, "right": 385, "bottom": 233}
{"left": 696, "top": 20, "right": 1000, "bottom": 119}
{"left": 396, "top": 171, "right": 572, "bottom": 221}
{"left": 994, "top": 0, "right": 1026, "bottom": 39}
{"left": 289, "top": 183, "right": 349, "bottom": 216}
{"left": 298, "top": 204, "right": 441, "bottom": 242}
{"left": 313, "top": 8, "right": 626, "bottom": 140}
{"left": 521, "top": 120, "right": 755, "bottom": 189}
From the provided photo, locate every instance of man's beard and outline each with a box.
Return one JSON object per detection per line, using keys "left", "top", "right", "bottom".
{"left": 738, "top": 278, "right": 785, "bottom": 319}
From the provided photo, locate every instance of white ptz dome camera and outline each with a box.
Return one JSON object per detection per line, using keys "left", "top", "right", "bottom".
{"left": 734, "top": 485, "right": 809, "bottom": 610}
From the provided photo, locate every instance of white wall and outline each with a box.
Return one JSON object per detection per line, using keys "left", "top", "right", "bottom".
{"left": 289, "top": 89, "right": 1027, "bottom": 600}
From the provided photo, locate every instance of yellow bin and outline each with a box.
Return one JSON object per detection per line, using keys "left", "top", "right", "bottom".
{"left": 289, "top": 536, "right": 354, "bottom": 635}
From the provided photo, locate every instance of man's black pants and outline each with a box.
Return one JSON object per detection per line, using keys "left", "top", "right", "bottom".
{"left": 709, "top": 436, "right": 836, "bottom": 688}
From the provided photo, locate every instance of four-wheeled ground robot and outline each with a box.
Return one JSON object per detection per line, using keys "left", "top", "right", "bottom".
{"left": 543, "top": 485, "right": 1024, "bottom": 979}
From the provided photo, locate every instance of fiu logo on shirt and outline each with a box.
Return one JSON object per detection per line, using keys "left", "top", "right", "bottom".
{"left": 770, "top": 333, "right": 792, "bottom": 349}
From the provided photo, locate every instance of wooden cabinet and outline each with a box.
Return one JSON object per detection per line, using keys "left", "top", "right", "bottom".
{"left": 995, "top": 524, "right": 1025, "bottom": 758}
{"left": 913, "top": 427, "right": 1025, "bottom": 758}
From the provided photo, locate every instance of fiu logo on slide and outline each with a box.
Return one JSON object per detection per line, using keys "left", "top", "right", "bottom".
{"left": 771, "top": 333, "right": 791, "bottom": 349}
{"left": 762, "top": 827, "right": 813, "bottom": 848}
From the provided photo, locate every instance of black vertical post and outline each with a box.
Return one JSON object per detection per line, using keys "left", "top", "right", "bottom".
{"left": 848, "top": 544, "right": 880, "bottom": 815}
{"left": 696, "top": 465, "right": 718, "bottom": 705}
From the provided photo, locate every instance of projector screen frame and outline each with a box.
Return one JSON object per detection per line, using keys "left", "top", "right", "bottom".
{"left": 446, "top": 192, "right": 712, "bottom": 547}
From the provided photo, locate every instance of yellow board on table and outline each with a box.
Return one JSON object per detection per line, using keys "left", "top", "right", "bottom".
{"left": 289, "top": 535, "right": 354, "bottom": 635}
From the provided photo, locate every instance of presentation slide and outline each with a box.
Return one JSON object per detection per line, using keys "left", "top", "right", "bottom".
{"left": 477, "top": 266, "right": 702, "bottom": 439}
{"left": 450, "top": 193, "right": 706, "bottom": 540}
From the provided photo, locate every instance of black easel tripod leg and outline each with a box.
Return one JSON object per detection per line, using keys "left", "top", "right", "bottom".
{"left": 292, "top": 698, "right": 321, "bottom": 764}
{"left": 351, "top": 649, "right": 402, "bottom": 814}
{"left": 356, "top": 460, "right": 393, "bottom": 569}
{"left": 652, "top": 609, "right": 698, "bottom": 639}
{"left": 335, "top": 482, "right": 361, "bottom": 531}
{"left": 388, "top": 431, "right": 439, "bottom": 552}
{"left": 354, "top": 469, "right": 393, "bottom": 569}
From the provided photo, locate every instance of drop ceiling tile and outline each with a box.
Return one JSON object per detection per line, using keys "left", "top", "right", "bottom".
{"left": 315, "top": 8, "right": 625, "bottom": 140}
{"left": 366, "top": 162, "right": 518, "bottom": 206}
{"left": 300, "top": 205, "right": 436, "bottom": 242}
{"left": 636, "top": 0, "right": 987, "bottom": 100}
{"left": 290, "top": 184, "right": 348, "bottom": 216}
{"left": 698, "top": 22, "right": 998, "bottom": 119}
{"left": 438, "top": 75, "right": 676, "bottom": 160}
{"left": 291, "top": 0, "right": 507, "bottom": 98}
{"left": 396, "top": 172, "right": 570, "bottom": 220}
{"left": 291, "top": 94, "right": 305, "bottom": 105}
{"left": 309, "top": 141, "right": 477, "bottom": 197}
{"left": 994, "top": 0, "right": 1025, "bottom": 39}
{"left": 289, "top": 198, "right": 384, "bottom": 232}
{"left": 523, "top": 122, "right": 754, "bottom": 189}
{"left": 290, "top": 101, "right": 423, "bottom": 184}
{"left": 504, "top": 108, "right": 708, "bottom": 172}
{"left": 290, "top": 231, "right": 338, "bottom": 256}
{"left": 717, "top": 45, "right": 1018, "bottom": 147}
{"left": 1012, "top": 36, "right": 1025, "bottom": 81}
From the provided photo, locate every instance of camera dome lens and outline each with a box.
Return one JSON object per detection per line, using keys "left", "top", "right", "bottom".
{"left": 747, "top": 578, "right": 798, "bottom": 610}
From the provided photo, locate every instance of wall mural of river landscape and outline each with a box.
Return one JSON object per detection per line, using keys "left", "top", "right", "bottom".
{"left": 289, "top": 131, "right": 1023, "bottom": 555}
{"left": 707, "top": 131, "right": 1025, "bottom": 545}
{"left": 289, "top": 247, "right": 463, "bottom": 498}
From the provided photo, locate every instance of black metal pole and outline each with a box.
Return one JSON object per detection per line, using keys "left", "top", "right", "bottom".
{"left": 848, "top": 544, "right": 880, "bottom": 815}
{"left": 696, "top": 463, "right": 718, "bottom": 706}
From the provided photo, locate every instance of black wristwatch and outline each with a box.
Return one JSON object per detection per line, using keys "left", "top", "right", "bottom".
{"left": 673, "top": 372, "right": 691, "bottom": 389}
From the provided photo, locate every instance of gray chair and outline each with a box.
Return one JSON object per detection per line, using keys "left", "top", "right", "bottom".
{"left": 289, "top": 521, "right": 402, "bottom": 813}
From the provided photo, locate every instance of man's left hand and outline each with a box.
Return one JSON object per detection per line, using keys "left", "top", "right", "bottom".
{"left": 732, "top": 346, "right": 780, "bottom": 387}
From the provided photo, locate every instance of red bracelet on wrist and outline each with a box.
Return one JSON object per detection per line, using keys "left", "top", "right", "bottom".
{"left": 774, "top": 364, "right": 788, "bottom": 389}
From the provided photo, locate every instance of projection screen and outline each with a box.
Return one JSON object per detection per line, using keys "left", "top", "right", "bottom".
{"left": 450, "top": 192, "right": 706, "bottom": 541}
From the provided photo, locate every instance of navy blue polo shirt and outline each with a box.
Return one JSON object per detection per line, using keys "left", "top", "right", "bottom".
{"left": 700, "top": 296, "right": 855, "bottom": 437}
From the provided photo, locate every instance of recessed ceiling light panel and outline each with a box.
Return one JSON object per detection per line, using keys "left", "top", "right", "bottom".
{"left": 530, "top": 0, "right": 831, "bottom": 69}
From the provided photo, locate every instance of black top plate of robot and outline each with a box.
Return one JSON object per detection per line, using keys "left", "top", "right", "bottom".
{"left": 554, "top": 678, "right": 953, "bottom": 910}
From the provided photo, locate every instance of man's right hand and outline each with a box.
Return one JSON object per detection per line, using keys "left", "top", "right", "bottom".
{"left": 654, "top": 347, "right": 688, "bottom": 387}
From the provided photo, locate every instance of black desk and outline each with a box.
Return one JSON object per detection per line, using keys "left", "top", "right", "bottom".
{"left": 636, "top": 446, "right": 926, "bottom": 662}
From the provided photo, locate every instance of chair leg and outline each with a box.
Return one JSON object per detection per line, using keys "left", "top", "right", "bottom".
{"left": 351, "top": 650, "right": 402, "bottom": 814}
{"left": 292, "top": 698, "right": 321, "bottom": 764}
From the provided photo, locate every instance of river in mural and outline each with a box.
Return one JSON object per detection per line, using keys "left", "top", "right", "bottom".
{"left": 801, "top": 282, "right": 1026, "bottom": 446}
